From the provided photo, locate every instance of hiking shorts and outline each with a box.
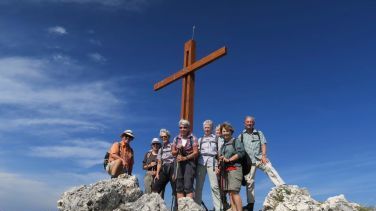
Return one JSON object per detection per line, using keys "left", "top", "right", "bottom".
{"left": 223, "top": 166, "right": 242, "bottom": 193}
{"left": 176, "top": 160, "right": 196, "bottom": 194}
{"left": 105, "top": 160, "right": 115, "bottom": 173}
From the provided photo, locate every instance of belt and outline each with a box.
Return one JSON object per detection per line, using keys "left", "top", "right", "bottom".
{"left": 225, "top": 166, "right": 237, "bottom": 171}
{"left": 200, "top": 153, "right": 217, "bottom": 157}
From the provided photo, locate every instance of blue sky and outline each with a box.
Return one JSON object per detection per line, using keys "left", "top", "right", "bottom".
{"left": 0, "top": 0, "right": 375, "bottom": 210}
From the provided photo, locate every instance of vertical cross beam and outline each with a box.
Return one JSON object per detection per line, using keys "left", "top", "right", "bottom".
{"left": 181, "top": 40, "right": 196, "bottom": 130}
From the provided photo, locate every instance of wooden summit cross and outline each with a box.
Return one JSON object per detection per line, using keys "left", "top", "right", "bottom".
{"left": 154, "top": 39, "right": 227, "bottom": 130}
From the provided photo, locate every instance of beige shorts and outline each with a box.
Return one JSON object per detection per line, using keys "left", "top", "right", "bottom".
{"left": 224, "top": 167, "right": 243, "bottom": 192}
{"left": 106, "top": 160, "right": 116, "bottom": 174}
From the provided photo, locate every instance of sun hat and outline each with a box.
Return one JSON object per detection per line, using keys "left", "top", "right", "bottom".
{"left": 151, "top": 138, "right": 161, "bottom": 145}
{"left": 121, "top": 129, "right": 135, "bottom": 138}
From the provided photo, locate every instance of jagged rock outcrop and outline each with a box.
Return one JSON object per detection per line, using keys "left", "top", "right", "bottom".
{"left": 115, "top": 192, "right": 168, "bottom": 211}
{"left": 58, "top": 174, "right": 366, "bottom": 211}
{"left": 263, "top": 185, "right": 360, "bottom": 211}
{"left": 57, "top": 174, "right": 144, "bottom": 211}
{"left": 177, "top": 197, "right": 204, "bottom": 211}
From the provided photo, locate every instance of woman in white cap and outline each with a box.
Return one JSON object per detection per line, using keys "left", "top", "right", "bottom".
{"left": 106, "top": 129, "right": 135, "bottom": 178}
{"left": 171, "top": 119, "right": 198, "bottom": 200}
{"left": 142, "top": 137, "right": 161, "bottom": 193}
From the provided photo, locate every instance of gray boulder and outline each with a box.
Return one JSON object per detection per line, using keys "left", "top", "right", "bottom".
{"left": 263, "top": 185, "right": 360, "bottom": 211}
{"left": 115, "top": 193, "right": 168, "bottom": 211}
{"left": 57, "top": 174, "right": 143, "bottom": 211}
{"left": 177, "top": 197, "right": 204, "bottom": 211}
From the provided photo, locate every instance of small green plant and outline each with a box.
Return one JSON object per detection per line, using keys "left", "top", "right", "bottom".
{"left": 358, "top": 206, "right": 376, "bottom": 211}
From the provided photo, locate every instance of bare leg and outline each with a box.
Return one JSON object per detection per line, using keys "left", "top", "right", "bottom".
{"left": 230, "top": 191, "right": 243, "bottom": 211}
{"left": 110, "top": 159, "right": 123, "bottom": 177}
{"left": 177, "top": 192, "right": 185, "bottom": 199}
{"left": 186, "top": 192, "right": 193, "bottom": 199}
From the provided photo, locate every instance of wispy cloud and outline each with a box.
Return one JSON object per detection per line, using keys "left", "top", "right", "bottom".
{"left": 0, "top": 57, "right": 120, "bottom": 115}
{"left": 0, "top": 171, "right": 59, "bottom": 211}
{"left": 88, "top": 38, "right": 102, "bottom": 46}
{"left": 0, "top": 170, "right": 108, "bottom": 211}
{"left": 88, "top": 52, "right": 107, "bottom": 63}
{"left": 2, "top": 0, "right": 151, "bottom": 11}
{"left": 29, "top": 138, "right": 109, "bottom": 167}
{"left": 48, "top": 26, "right": 67, "bottom": 35}
{"left": 0, "top": 56, "right": 124, "bottom": 136}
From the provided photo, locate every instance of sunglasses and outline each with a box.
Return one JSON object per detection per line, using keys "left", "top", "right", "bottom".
{"left": 152, "top": 143, "right": 160, "bottom": 146}
{"left": 160, "top": 136, "right": 168, "bottom": 138}
{"left": 124, "top": 135, "right": 134, "bottom": 140}
{"left": 179, "top": 126, "right": 188, "bottom": 129}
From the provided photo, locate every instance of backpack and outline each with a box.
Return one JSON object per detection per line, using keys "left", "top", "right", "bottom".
{"left": 103, "top": 142, "right": 121, "bottom": 170}
{"left": 238, "top": 133, "right": 253, "bottom": 176}
{"left": 239, "top": 132, "right": 261, "bottom": 185}
{"left": 173, "top": 136, "right": 194, "bottom": 156}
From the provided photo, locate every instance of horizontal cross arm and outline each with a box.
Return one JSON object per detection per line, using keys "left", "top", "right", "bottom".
{"left": 154, "top": 46, "right": 227, "bottom": 91}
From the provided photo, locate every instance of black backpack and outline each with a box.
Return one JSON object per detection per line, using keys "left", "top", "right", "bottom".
{"left": 103, "top": 142, "right": 121, "bottom": 170}
{"left": 238, "top": 133, "right": 253, "bottom": 176}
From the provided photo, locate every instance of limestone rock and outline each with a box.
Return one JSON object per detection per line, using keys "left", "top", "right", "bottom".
{"left": 263, "top": 185, "right": 360, "bottom": 211}
{"left": 177, "top": 197, "right": 204, "bottom": 211}
{"left": 115, "top": 193, "right": 168, "bottom": 211}
{"left": 57, "top": 174, "right": 143, "bottom": 211}
{"left": 321, "top": 195, "right": 360, "bottom": 211}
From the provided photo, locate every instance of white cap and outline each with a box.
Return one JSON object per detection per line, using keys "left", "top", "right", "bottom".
{"left": 151, "top": 138, "right": 161, "bottom": 145}
{"left": 121, "top": 129, "right": 135, "bottom": 138}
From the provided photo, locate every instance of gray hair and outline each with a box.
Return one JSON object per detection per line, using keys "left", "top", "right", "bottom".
{"left": 245, "top": 116, "right": 256, "bottom": 121}
{"left": 159, "top": 128, "right": 170, "bottom": 137}
{"left": 215, "top": 124, "right": 221, "bottom": 131}
{"left": 179, "top": 119, "right": 190, "bottom": 127}
{"left": 203, "top": 119, "right": 213, "bottom": 128}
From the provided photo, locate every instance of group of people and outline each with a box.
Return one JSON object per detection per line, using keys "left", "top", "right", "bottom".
{"left": 105, "top": 116, "right": 285, "bottom": 211}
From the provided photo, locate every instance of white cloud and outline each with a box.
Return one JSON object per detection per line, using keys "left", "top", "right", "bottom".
{"left": 0, "top": 170, "right": 108, "bottom": 211}
{"left": 2, "top": 0, "right": 150, "bottom": 10}
{"left": 52, "top": 53, "right": 74, "bottom": 65}
{"left": 48, "top": 26, "right": 67, "bottom": 35}
{"left": 0, "top": 56, "right": 124, "bottom": 136}
{"left": 0, "top": 57, "right": 120, "bottom": 115}
{"left": 29, "top": 139, "right": 110, "bottom": 167}
{"left": 0, "top": 171, "right": 59, "bottom": 211}
{"left": 88, "top": 52, "right": 107, "bottom": 63}
{"left": 59, "top": 0, "right": 149, "bottom": 10}
{"left": 88, "top": 38, "right": 102, "bottom": 46}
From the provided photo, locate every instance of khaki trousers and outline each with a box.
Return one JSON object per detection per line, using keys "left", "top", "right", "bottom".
{"left": 245, "top": 161, "right": 285, "bottom": 203}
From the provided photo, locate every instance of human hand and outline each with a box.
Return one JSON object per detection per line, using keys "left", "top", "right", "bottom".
{"left": 177, "top": 155, "right": 186, "bottom": 162}
{"left": 261, "top": 155, "right": 268, "bottom": 164}
{"left": 215, "top": 167, "right": 220, "bottom": 175}
{"left": 149, "top": 161, "right": 157, "bottom": 167}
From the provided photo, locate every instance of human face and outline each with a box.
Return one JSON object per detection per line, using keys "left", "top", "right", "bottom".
{"left": 179, "top": 124, "right": 189, "bottom": 137}
{"left": 203, "top": 124, "right": 212, "bottom": 136}
{"left": 222, "top": 127, "right": 232, "bottom": 141}
{"left": 122, "top": 135, "right": 133, "bottom": 144}
{"left": 244, "top": 117, "right": 255, "bottom": 131}
{"left": 160, "top": 132, "right": 169, "bottom": 144}
{"left": 215, "top": 127, "right": 221, "bottom": 137}
{"left": 152, "top": 143, "right": 160, "bottom": 151}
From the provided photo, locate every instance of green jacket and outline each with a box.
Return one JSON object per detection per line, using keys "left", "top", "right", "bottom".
{"left": 219, "top": 137, "right": 245, "bottom": 167}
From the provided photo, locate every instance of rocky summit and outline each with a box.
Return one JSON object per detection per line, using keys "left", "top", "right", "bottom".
{"left": 263, "top": 185, "right": 360, "bottom": 211}
{"left": 58, "top": 174, "right": 366, "bottom": 211}
{"left": 57, "top": 174, "right": 202, "bottom": 211}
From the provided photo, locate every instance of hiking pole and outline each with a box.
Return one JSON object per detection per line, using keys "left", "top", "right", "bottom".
{"left": 171, "top": 194, "right": 175, "bottom": 211}
{"left": 220, "top": 159, "right": 228, "bottom": 211}
{"left": 172, "top": 148, "right": 181, "bottom": 181}
{"left": 201, "top": 201, "right": 209, "bottom": 211}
